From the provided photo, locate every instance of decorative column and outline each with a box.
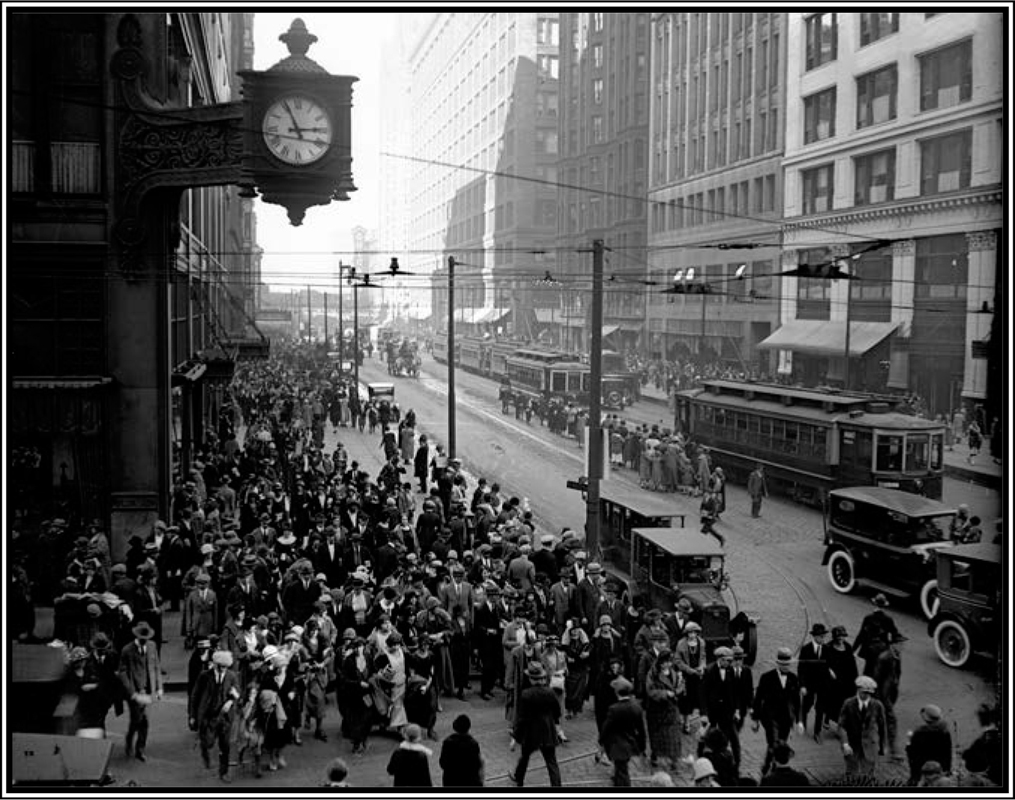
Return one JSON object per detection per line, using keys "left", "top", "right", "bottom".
{"left": 962, "top": 230, "right": 996, "bottom": 400}
{"left": 890, "top": 239, "right": 915, "bottom": 336}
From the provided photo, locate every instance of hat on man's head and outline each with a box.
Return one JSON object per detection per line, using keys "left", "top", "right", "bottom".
{"left": 212, "top": 650, "right": 234, "bottom": 668}
{"left": 90, "top": 632, "right": 112, "bottom": 651}
{"left": 525, "top": 662, "right": 547, "bottom": 681}
{"left": 855, "top": 675, "right": 877, "bottom": 692}
{"left": 610, "top": 676, "right": 634, "bottom": 696}
{"left": 731, "top": 645, "right": 746, "bottom": 659}
{"left": 586, "top": 562, "right": 602, "bottom": 574}
{"left": 685, "top": 621, "right": 702, "bottom": 634}
{"left": 810, "top": 623, "right": 829, "bottom": 637}
{"left": 775, "top": 647, "right": 794, "bottom": 664}
{"left": 132, "top": 621, "right": 156, "bottom": 640}
{"left": 920, "top": 704, "right": 943, "bottom": 722}
{"left": 714, "top": 646, "right": 734, "bottom": 658}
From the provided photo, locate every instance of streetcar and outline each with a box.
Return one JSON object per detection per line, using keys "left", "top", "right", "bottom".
{"left": 583, "top": 478, "right": 758, "bottom": 663}
{"left": 504, "top": 349, "right": 588, "bottom": 402}
{"left": 675, "top": 380, "right": 946, "bottom": 502}
{"left": 458, "top": 335, "right": 488, "bottom": 375}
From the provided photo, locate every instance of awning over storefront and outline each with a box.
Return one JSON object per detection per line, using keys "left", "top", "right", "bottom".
{"left": 602, "top": 324, "right": 620, "bottom": 338}
{"left": 11, "top": 376, "right": 113, "bottom": 390}
{"left": 757, "top": 320, "right": 898, "bottom": 357}
{"left": 534, "top": 308, "right": 561, "bottom": 324}
{"left": 476, "top": 307, "right": 511, "bottom": 324}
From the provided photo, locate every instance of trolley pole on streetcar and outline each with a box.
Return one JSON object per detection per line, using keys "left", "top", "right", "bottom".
{"left": 448, "top": 255, "right": 457, "bottom": 459}
{"left": 585, "top": 239, "right": 605, "bottom": 556}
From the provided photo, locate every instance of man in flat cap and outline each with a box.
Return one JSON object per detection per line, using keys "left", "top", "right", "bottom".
{"left": 837, "top": 675, "right": 887, "bottom": 777}
{"left": 190, "top": 650, "right": 241, "bottom": 782}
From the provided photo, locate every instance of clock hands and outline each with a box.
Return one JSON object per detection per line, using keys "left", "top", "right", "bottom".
{"left": 283, "top": 101, "right": 305, "bottom": 140}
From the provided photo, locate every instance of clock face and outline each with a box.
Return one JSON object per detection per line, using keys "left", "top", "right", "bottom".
{"left": 262, "top": 95, "right": 333, "bottom": 165}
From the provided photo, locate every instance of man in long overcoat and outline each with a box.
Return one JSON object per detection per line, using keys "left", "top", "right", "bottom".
{"left": 510, "top": 663, "right": 562, "bottom": 787}
{"left": 118, "top": 620, "right": 163, "bottom": 761}
{"left": 599, "top": 676, "right": 646, "bottom": 787}
{"left": 751, "top": 647, "right": 802, "bottom": 775}
{"left": 190, "top": 650, "right": 241, "bottom": 782}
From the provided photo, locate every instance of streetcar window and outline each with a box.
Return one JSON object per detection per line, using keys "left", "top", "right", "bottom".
{"left": 930, "top": 434, "right": 943, "bottom": 469}
{"left": 715, "top": 409, "right": 727, "bottom": 427}
{"left": 905, "top": 434, "right": 929, "bottom": 472}
{"left": 876, "top": 434, "right": 903, "bottom": 471}
{"left": 551, "top": 371, "right": 567, "bottom": 392}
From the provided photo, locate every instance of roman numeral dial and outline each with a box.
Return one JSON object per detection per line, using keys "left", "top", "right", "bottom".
{"left": 262, "top": 94, "right": 334, "bottom": 165}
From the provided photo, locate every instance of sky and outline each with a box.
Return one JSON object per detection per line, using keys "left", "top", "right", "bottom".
{"left": 252, "top": 11, "right": 399, "bottom": 292}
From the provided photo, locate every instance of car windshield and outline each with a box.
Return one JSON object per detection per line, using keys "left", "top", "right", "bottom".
{"left": 911, "top": 514, "right": 951, "bottom": 544}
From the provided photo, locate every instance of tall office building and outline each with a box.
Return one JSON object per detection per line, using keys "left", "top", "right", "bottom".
{"left": 771, "top": 11, "right": 1002, "bottom": 416}
{"left": 8, "top": 13, "right": 257, "bottom": 556}
{"left": 647, "top": 12, "right": 787, "bottom": 368}
{"left": 403, "top": 12, "right": 560, "bottom": 338}
{"left": 556, "top": 12, "right": 650, "bottom": 355}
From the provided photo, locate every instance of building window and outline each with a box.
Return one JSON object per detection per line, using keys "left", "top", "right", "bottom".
{"left": 593, "top": 78, "right": 603, "bottom": 104}
{"left": 801, "top": 164, "right": 834, "bottom": 214}
{"left": 915, "top": 234, "right": 968, "bottom": 300}
{"left": 920, "top": 129, "right": 972, "bottom": 195}
{"left": 805, "top": 13, "right": 837, "bottom": 70}
{"left": 536, "top": 128, "right": 559, "bottom": 155}
{"left": 856, "top": 64, "right": 897, "bottom": 129}
{"left": 796, "top": 248, "right": 832, "bottom": 302}
{"left": 859, "top": 12, "right": 898, "bottom": 46}
{"left": 536, "top": 91, "right": 558, "bottom": 117}
{"left": 537, "top": 17, "right": 560, "bottom": 46}
{"left": 920, "top": 39, "right": 973, "bottom": 111}
{"left": 537, "top": 54, "right": 559, "bottom": 81}
{"left": 592, "top": 115, "right": 604, "bottom": 144}
{"left": 804, "top": 87, "right": 836, "bottom": 144}
{"left": 593, "top": 44, "right": 603, "bottom": 69}
{"left": 593, "top": 12, "right": 604, "bottom": 32}
{"left": 854, "top": 148, "right": 896, "bottom": 206}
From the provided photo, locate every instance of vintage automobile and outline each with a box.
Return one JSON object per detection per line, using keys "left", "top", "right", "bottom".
{"left": 927, "top": 543, "right": 1001, "bottom": 669}
{"left": 605, "top": 526, "right": 758, "bottom": 664}
{"left": 366, "top": 382, "right": 395, "bottom": 402}
{"left": 822, "top": 487, "right": 956, "bottom": 619}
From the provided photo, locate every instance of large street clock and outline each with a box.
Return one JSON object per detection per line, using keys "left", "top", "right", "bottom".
{"left": 239, "top": 19, "right": 357, "bottom": 225}
{"left": 262, "top": 94, "right": 333, "bottom": 165}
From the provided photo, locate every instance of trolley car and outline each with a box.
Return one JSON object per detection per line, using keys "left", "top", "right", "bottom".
{"left": 675, "top": 380, "right": 946, "bottom": 501}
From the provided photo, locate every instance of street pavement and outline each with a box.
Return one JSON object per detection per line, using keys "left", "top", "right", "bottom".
{"left": 23, "top": 360, "right": 996, "bottom": 788}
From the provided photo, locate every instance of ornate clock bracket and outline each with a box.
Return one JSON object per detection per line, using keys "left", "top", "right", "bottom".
{"left": 111, "top": 14, "right": 254, "bottom": 281}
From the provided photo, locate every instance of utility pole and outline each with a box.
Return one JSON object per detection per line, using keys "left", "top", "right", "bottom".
{"left": 843, "top": 265, "right": 852, "bottom": 391}
{"left": 338, "top": 261, "right": 345, "bottom": 367}
{"left": 324, "top": 291, "right": 329, "bottom": 347}
{"left": 700, "top": 285, "right": 708, "bottom": 364}
{"left": 448, "top": 255, "right": 457, "bottom": 459}
{"left": 306, "top": 284, "right": 312, "bottom": 343}
{"left": 585, "top": 239, "right": 605, "bottom": 556}
{"left": 353, "top": 281, "right": 360, "bottom": 388}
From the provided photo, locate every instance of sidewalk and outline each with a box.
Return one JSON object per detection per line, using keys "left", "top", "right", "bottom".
{"left": 635, "top": 385, "right": 1001, "bottom": 490}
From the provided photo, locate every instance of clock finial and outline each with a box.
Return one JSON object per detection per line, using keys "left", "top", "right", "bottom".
{"left": 279, "top": 19, "right": 317, "bottom": 57}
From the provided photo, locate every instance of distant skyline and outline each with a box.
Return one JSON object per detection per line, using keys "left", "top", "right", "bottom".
{"left": 252, "top": 11, "right": 399, "bottom": 291}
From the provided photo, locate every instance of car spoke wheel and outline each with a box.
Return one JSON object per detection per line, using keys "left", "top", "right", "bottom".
{"left": 920, "top": 579, "right": 940, "bottom": 620}
{"left": 934, "top": 619, "right": 971, "bottom": 668}
{"left": 827, "top": 551, "right": 856, "bottom": 593}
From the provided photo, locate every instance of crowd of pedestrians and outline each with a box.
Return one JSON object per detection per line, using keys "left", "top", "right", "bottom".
{"left": 11, "top": 342, "right": 1003, "bottom": 788}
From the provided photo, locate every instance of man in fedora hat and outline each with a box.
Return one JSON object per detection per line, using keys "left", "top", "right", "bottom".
{"left": 906, "top": 704, "right": 952, "bottom": 785}
{"left": 599, "top": 676, "right": 646, "bottom": 787}
{"left": 509, "top": 662, "right": 562, "bottom": 787}
{"left": 84, "top": 631, "right": 124, "bottom": 737}
{"left": 575, "top": 561, "right": 604, "bottom": 634}
{"left": 837, "top": 675, "right": 886, "bottom": 777}
{"left": 118, "top": 620, "right": 163, "bottom": 761}
{"left": 752, "top": 647, "right": 803, "bottom": 775}
{"left": 760, "top": 741, "right": 810, "bottom": 786}
{"left": 798, "top": 623, "right": 832, "bottom": 742}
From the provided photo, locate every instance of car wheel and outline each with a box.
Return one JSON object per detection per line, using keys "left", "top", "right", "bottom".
{"left": 827, "top": 550, "right": 856, "bottom": 593}
{"left": 934, "top": 619, "right": 972, "bottom": 668}
{"left": 920, "top": 579, "right": 940, "bottom": 620}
